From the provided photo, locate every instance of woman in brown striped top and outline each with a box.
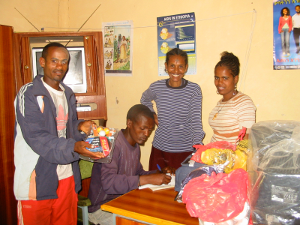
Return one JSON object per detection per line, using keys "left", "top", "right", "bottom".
{"left": 208, "top": 52, "right": 256, "bottom": 145}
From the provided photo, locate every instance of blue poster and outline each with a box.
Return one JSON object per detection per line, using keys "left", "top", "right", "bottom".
{"left": 274, "top": 1, "right": 300, "bottom": 70}
{"left": 157, "top": 12, "right": 196, "bottom": 76}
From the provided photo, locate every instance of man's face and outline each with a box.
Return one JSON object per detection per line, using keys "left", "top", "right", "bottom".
{"left": 127, "top": 115, "right": 155, "bottom": 146}
{"left": 296, "top": 6, "right": 300, "bottom": 13}
{"left": 39, "top": 46, "right": 69, "bottom": 87}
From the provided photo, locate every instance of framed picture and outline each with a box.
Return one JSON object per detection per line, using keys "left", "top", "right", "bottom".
{"left": 32, "top": 47, "right": 87, "bottom": 93}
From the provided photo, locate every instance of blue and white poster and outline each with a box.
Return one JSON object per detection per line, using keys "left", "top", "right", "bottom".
{"left": 157, "top": 12, "right": 196, "bottom": 76}
{"left": 274, "top": 1, "right": 300, "bottom": 70}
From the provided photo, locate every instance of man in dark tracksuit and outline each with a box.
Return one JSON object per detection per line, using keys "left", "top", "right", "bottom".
{"left": 14, "top": 42, "right": 103, "bottom": 225}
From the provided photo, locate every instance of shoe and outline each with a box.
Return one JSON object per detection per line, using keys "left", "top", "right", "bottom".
{"left": 282, "top": 52, "right": 286, "bottom": 56}
{"left": 287, "top": 53, "right": 290, "bottom": 57}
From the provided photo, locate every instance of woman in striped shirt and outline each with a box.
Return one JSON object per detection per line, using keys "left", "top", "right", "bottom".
{"left": 141, "top": 48, "right": 205, "bottom": 170}
{"left": 209, "top": 52, "right": 256, "bottom": 145}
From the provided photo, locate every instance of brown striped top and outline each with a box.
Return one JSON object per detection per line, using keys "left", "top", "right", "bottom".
{"left": 208, "top": 92, "right": 256, "bottom": 145}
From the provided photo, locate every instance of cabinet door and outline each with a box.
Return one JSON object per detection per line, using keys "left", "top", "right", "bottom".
{"left": 77, "top": 32, "right": 107, "bottom": 120}
{"left": 0, "top": 24, "right": 18, "bottom": 225}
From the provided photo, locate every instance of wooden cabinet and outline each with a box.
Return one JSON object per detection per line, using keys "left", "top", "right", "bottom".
{"left": 13, "top": 31, "right": 107, "bottom": 120}
{"left": 0, "top": 24, "right": 18, "bottom": 225}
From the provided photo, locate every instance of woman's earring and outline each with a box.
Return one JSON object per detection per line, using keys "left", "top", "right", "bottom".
{"left": 164, "top": 69, "right": 168, "bottom": 73}
{"left": 216, "top": 90, "right": 220, "bottom": 95}
{"left": 233, "top": 84, "right": 237, "bottom": 95}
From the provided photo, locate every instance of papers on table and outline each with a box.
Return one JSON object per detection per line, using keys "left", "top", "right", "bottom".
{"left": 139, "top": 174, "right": 175, "bottom": 191}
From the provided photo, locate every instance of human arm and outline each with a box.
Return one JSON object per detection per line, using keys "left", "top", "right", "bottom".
{"left": 123, "top": 41, "right": 128, "bottom": 49}
{"left": 235, "top": 95, "right": 256, "bottom": 139}
{"left": 188, "top": 85, "right": 205, "bottom": 145}
{"left": 69, "top": 95, "right": 104, "bottom": 159}
{"left": 289, "top": 16, "right": 293, "bottom": 32}
{"left": 278, "top": 17, "right": 283, "bottom": 33}
{"left": 15, "top": 91, "right": 79, "bottom": 164}
{"left": 138, "top": 162, "right": 174, "bottom": 186}
{"left": 100, "top": 142, "right": 154, "bottom": 194}
{"left": 140, "top": 84, "right": 158, "bottom": 125}
{"left": 293, "top": 15, "right": 295, "bottom": 29}
{"left": 15, "top": 88, "right": 102, "bottom": 164}
{"left": 73, "top": 141, "right": 104, "bottom": 159}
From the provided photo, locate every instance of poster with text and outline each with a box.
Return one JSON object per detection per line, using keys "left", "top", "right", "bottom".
{"left": 102, "top": 20, "right": 133, "bottom": 76}
{"left": 157, "top": 12, "right": 196, "bottom": 76}
{"left": 273, "top": 1, "right": 300, "bottom": 70}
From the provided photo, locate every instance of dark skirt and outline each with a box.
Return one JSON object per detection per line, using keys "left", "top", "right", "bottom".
{"left": 149, "top": 145, "right": 192, "bottom": 170}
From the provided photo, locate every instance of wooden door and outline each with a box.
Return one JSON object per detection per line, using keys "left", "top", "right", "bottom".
{"left": 0, "top": 25, "right": 18, "bottom": 225}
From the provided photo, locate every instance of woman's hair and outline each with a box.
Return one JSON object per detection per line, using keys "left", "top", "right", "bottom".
{"left": 281, "top": 7, "right": 290, "bottom": 16}
{"left": 215, "top": 51, "right": 240, "bottom": 77}
{"left": 165, "top": 48, "right": 188, "bottom": 65}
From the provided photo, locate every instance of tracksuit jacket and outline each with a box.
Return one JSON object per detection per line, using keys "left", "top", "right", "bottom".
{"left": 14, "top": 75, "right": 85, "bottom": 200}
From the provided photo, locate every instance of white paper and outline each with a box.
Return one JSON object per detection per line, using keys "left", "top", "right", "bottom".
{"left": 139, "top": 174, "right": 175, "bottom": 191}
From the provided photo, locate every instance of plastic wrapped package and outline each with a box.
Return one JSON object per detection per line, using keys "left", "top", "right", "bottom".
{"left": 182, "top": 169, "right": 250, "bottom": 224}
{"left": 201, "top": 148, "right": 235, "bottom": 173}
{"left": 80, "top": 129, "right": 119, "bottom": 163}
{"left": 175, "top": 164, "right": 225, "bottom": 203}
{"left": 174, "top": 152, "right": 206, "bottom": 192}
{"left": 192, "top": 141, "right": 249, "bottom": 173}
{"left": 250, "top": 121, "right": 300, "bottom": 173}
{"left": 252, "top": 172, "right": 300, "bottom": 225}
{"left": 249, "top": 121, "right": 300, "bottom": 224}
{"left": 192, "top": 141, "right": 236, "bottom": 162}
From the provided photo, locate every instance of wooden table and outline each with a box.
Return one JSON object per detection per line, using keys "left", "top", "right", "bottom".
{"left": 101, "top": 187, "right": 199, "bottom": 225}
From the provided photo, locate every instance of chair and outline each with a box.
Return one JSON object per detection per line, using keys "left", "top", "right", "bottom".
{"left": 78, "top": 160, "right": 94, "bottom": 225}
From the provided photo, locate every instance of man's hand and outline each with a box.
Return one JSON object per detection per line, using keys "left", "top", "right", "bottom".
{"left": 74, "top": 141, "right": 104, "bottom": 159}
{"left": 139, "top": 173, "right": 171, "bottom": 186}
{"left": 78, "top": 120, "right": 95, "bottom": 135}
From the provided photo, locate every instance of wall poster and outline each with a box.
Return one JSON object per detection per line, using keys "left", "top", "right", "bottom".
{"left": 273, "top": 1, "right": 300, "bottom": 70}
{"left": 157, "top": 12, "right": 196, "bottom": 76}
{"left": 102, "top": 20, "right": 133, "bottom": 76}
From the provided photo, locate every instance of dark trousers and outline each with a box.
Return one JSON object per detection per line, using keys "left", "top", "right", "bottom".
{"left": 149, "top": 145, "right": 192, "bottom": 170}
{"left": 293, "top": 28, "right": 300, "bottom": 52}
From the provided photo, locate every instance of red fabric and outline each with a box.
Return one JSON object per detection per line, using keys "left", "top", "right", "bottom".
{"left": 191, "top": 141, "right": 236, "bottom": 163}
{"left": 18, "top": 176, "right": 78, "bottom": 225}
{"left": 149, "top": 145, "right": 192, "bottom": 170}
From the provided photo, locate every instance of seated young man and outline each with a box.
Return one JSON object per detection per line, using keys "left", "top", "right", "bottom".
{"left": 88, "top": 104, "right": 174, "bottom": 225}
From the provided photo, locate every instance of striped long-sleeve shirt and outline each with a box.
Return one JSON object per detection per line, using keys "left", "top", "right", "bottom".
{"left": 208, "top": 92, "right": 256, "bottom": 144}
{"left": 141, "top": 79, "right": 205, "bottom": 153}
